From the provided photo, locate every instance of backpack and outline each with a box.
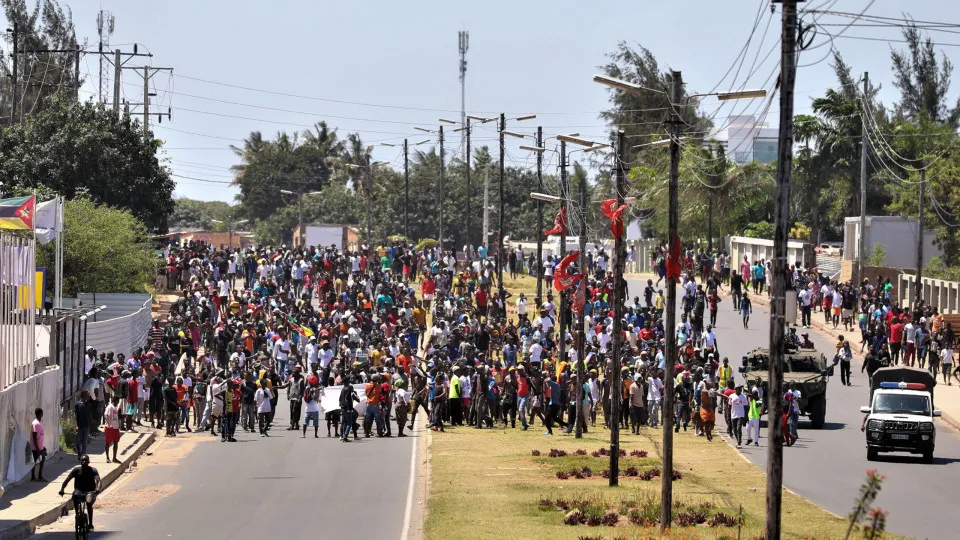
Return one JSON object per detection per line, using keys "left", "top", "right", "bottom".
{"left": 304, "top": 387, "right": 315, "bottom": 403}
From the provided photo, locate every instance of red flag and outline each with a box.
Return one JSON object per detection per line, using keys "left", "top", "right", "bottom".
{"left": 666, "top": 232, "right": 682, "bottom": 280}
{"left": 600, "top": 199, "right": 627, "bottom": 238}
{"left": 544, "top": 206, "right": 568, "bottom": 236}
{"left": 553, "top": 251, "right": 582, "bottom": 291}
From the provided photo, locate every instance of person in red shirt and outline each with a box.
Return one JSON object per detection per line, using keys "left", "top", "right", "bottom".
{"left": 125, "top": 375, "right": 140, "bottom": 431}
{"left": 421, "top": 276, "right": 436, "bottom": 309}
{"left": 890, "top": 318, "right": 904, "bottom": 364}
{"left": 363, "top": 376, "right": 385, "bottom": 437}
{"left": 475, "top": 287, "right": 488, "bottom": 320}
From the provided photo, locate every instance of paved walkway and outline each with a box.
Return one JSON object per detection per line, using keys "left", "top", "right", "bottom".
{"left": 0, "top": 428, "right": 155, "bottom": 540}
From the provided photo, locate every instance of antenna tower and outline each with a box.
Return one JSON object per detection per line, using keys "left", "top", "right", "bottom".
{"left": 458, "top": 30, "right": 469, "bottom": 157}
{"left": 97, "top": 10, "right": 115, "bottom": 103}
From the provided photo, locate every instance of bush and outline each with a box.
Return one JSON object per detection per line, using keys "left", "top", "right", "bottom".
{"left": 630, "top": 449, "right": 648, "bottom": 458}
{"left": 602, "top": 511, "right": 620, "bottom": 526}
{"left": 574, "top": 449, "right": 587, "bottom": 455}
{"left": 564, "top": 510, "right": 586, "bottom": 525}
{"left": 581, "top": 466, "right": 593, "bottom": 477}
{"left": 674, "top": 510, "right": 707, "bottom": 527}
{"left": 624, "top": 466, "right": 639, "bottom": 477}
{"left": 414, "top": 238, "right": 438, "bottom": 251}
{"left": 708, "top": 512, "right": 741, "bottom": 527}
{"left": 549, "top": 448, "right": 568, "bottom": 458}
{"left": 60, "top": 413, "right": 77, "bottom": 454}
{"left": 556, "top": 471, "right": 570, "bottom": 480}
{"left": 743, "top": 221, "right": 775, "bottom": 240}
{"left": 531, "top": 449, "right": 541, "bottom": 456}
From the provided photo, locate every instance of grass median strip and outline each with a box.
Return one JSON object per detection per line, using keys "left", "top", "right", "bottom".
{"left": 425, "top": 424, "right": 852, "bottom": 538}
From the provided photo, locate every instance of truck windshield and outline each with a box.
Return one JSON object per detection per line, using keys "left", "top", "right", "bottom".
{"left": 873, "top": 394, "right": 930, "bottom": 416}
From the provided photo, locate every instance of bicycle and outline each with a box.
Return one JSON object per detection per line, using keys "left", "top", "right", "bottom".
{"left": 60, "top": 490, "right": 96, "bottom": 540}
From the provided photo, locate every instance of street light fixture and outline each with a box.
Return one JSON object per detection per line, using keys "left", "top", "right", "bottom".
{"left": 515, "top": 114, "right": 537, "bottom": 121}
{"left": 593, "top": 74, "right": 665, "bottom": 95}
{"left": 467, "top": 115, "right": 491, "bottom": 122}
{"left": 520, "top": 145, "right": 545, "bottom": 153}
{"left": 414, "top": 127, "right": 433, "bottom": 133}
{"left": 502, "top": 130, "right": 526, "bottom": 139}
{"left": 715, "top": 89, "right": 767, "bottom": 100}
{"left": 439, "top": 118, "right": 457, "bottom": 124}
{"left": 556, "top": 134, "right": 595, "bottom": 147}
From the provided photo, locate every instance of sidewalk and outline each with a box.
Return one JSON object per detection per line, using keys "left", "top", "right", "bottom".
{"left": 0, "top": 427, "right": 156, "bottom": 540}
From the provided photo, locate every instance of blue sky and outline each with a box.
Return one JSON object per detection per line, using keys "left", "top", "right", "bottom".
{"left": 45, "top": 1, "right": 960, "bottom": 201}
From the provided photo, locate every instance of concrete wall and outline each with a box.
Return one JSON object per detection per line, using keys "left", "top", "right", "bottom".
{"left": 626, "top": 239, "right": 659, "bottom": 274}
{"left": 899, "top": 274, "right": 960, "bottom": 314}
{"left": 1, "top": 367, "right": 61, "bottom": 487}
{"left": 728, "top": 236, "right": 810, "bottom": 269}
{"left": 844, "top": 216, "right": 940, "bottom": 269}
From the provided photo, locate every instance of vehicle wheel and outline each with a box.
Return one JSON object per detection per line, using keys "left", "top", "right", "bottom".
{"left": 923, "top": 451, "right": 934, "bottom": 464}
{"left": 808, "top": 394, "right": 826, "bottom": 429}
{"left": 867, "top": 448, "right": 877, "bottom": 461}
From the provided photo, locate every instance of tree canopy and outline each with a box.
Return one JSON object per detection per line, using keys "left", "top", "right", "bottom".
{"left": 0, "top": 94, "right": 175, "bottom": 231}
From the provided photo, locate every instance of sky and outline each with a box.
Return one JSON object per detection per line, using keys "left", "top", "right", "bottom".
{"left": 34, "top": 0, "right": 960, "bottom": 202}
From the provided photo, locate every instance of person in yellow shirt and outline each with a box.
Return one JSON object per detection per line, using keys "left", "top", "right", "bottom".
{"left": 654, "top": 290, "right": 665, "bottom": 315}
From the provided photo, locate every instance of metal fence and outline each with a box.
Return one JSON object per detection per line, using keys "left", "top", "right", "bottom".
{"left": 51, "top": 313, "right": 88, "bottom": 402}
{"left": 0, "top": 232, "right": 36, "bottom": 390}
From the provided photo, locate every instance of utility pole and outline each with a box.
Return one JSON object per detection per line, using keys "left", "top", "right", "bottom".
{"left": 123, "top": 65, "right": 173, "bottom": 134}
{"left": 557, "top": 139, "right": 568, "bottom": 387}
{"left": 767, "top": 2, "right": 800, "bottom": 539}
{"left": 661, "top": 70, "right": 682, "bottom": 530}
{"left": 466, "top": 121, "right": 472, "bottom": 250}
{"left": 609, "top": 129, "right": 626, "bottom": 486}
{"left": 498, "top": 113, "right": 506, "bottom": 295}
{"left": 858, "top": 72, "right": 869, "bottom": 283}
{"left": 917, "top": 168, "right": 925, "bottom": 302}
{"left": 482, "top": 165, "right": 490, "bottom": 248}
{"left": 366, "top": 155, "right": 373, "bottom": 244}
{"left": 439, "top": 124, "right": 446, "bottom": 250}
{"left": 575, "top": 150, "right": 588, "bottom": 439}
{"left": 142, "top": 65, "right": 149, "bottom": 134}
{"left": 113, "top": 49, "right": 121, "bottom": 111}
{"left": 10, "top": 22, "right": 17, "bottom": 124}
{"left": 74, "top": 43, "right": 81, "bottom": 102}
{"left": 535, "top": 126, "right": 544, "bottom": 303}
{"left": 404, "top": 139, "right": 410, "bottom": 238}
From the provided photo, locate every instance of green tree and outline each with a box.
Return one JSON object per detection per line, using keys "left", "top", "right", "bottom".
{"left": 0, "top": 94, "right": 174, "bottom": 231}
{"left": 36, "top": 198, "right": 154, "bottom": 297}
{"left": 169, "top": 197, "right": 234, "bottom": 230}
{"left": 890, "top": 21, "right": 960, "bottom": 127}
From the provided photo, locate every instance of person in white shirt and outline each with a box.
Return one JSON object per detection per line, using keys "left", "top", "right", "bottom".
{"left": 255, "top": 386, "right": 273, "bottom": 436}
{"left": 516, "top": 294, "right": 528, "bottom": 321}
{"left": 646, "top": 374, "right": 663, "bottom": 428}
{"left": 536, "top": 314, "right": 554, "bottom": 336}
{"left": 798, "top": 286, "right": 812, "bottom": 327}
{"left": 302, "top": 380, "right": 322, "bottom": 438}
{"left": 529, "top": 342, "right": 543, "bottom": 365}
{"left": 274, "top": 335, "right": 292, "bottom": 375}
{"left": 728, "top": 386, "right": 747, "bottom": 447}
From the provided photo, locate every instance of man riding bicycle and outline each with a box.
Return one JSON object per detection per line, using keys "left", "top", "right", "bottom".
{"left": 58, "top": 454, "right": 101, "bottom": 531}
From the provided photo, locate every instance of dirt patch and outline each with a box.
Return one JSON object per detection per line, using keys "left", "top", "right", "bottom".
{"left": 96, "top": 484, "right": 180, "bottom": 510}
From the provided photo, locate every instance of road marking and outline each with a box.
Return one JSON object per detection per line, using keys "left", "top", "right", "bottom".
{"left": 400, "top": 417, "right": 418, "bottom": 540}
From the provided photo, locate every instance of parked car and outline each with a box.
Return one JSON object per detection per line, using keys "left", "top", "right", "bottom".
{"left": 815, "top": 243, "right": 842, "bottom": 256}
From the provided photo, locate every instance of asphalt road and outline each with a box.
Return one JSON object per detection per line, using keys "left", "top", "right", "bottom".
{"left": 32, "top": 400, "right": 416, "bottom": 539}
{"left": 627, "top": 277, "right": 960, "bottom": 538}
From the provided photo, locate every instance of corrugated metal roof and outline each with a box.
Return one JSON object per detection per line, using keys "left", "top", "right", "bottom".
{"left": 76, "top": 293, "right": 152, "bottom": 321}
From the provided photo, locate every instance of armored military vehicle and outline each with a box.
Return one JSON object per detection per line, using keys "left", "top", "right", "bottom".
{"left": 738, "top": 346, "right": 830, "bottom": 428}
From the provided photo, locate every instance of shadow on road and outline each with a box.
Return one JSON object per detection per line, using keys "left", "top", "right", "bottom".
{"left": 869, "top": 454, "right": 960, "bottom": 465}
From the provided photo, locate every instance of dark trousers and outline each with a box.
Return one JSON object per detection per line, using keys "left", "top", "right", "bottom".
{"left": 545, "top": 404, "right": 566, "bottom": 434}
{"left": 258, "top": 412, "right": 269, "bottom": 434}
{"left": 840, "top": 360, "right": 852, "bottom": 385}
{"left": 801, "top": 305, "right": 811, "bottom": 327}
{"left": 289, "top": 400, "right": 302, "bottom": 428}
{"left": 449, "top": 397, "right": 462, "bottom": 425}
{"left": 732, "top": 416, "right": 744, "bottom": 445}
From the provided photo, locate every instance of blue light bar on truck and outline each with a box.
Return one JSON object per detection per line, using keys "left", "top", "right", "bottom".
{"left": 878, "top": 382, "right": 927, "bottom": 390}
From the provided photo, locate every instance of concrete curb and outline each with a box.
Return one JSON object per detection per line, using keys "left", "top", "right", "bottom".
{"left": 0, "top": 430, "right": 156, "bottom": 540}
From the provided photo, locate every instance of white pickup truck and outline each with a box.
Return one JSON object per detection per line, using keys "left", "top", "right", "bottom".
{"left": 861, "top": 367, "right": 940, "bottom": 463}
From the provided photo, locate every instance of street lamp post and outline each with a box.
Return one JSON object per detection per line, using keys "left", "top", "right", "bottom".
{"left": 593, "top": 72, "right": 766, "bottom": 520}
{"left": 279, "top": 188, "right": 321, "bottom": 247}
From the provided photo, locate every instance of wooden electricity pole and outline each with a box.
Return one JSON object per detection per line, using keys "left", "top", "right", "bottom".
{"left": 767, "top": 2, "right": 800, "bottom": 539}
